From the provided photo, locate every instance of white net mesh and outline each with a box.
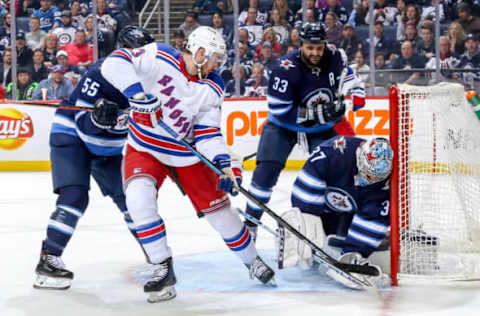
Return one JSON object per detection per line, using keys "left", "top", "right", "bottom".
{"left": 394, "top": 83, "right": 480, "bottom": 281}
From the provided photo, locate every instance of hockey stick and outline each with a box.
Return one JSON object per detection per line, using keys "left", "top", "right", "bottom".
{"left": 243, "top": 152, "right": 257, "bottom": 161}
{"left": 156, "top": 120, "right": 378, "bottom": 289}
{"left": 1, "top": 99, "right": 94, "bottom": 111}
{"left": 236, "top": 208, "right": 280, "bottom": 238}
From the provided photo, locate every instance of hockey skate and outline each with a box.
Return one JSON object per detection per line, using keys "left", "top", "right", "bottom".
{"left": 33, "top": 241, "right": 74, "bottom": 290}
{"left": 246, "top": 255, "right": 276, "bottom": 286}
{"left": 144, "top": 257, "right": 177, "bottom": 303}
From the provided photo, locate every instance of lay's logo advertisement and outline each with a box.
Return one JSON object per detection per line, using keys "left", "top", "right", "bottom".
{"left": 0, "top": 108, "right": 34, "bottom": 150}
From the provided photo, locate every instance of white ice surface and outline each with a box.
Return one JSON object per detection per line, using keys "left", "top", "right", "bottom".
{"left": 1, "top": 171, "right": 480, "bottom": 316}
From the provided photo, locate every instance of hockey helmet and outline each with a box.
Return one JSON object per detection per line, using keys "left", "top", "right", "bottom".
{"left": 117, "top": 25, "right": 155, "bottom": 49}
{"left": 356, "top": 137, "right": 393, "bottom": 186}
{"left": 185, "top": 26, "right": 227, "bottom": 76}
{"left": 300, "top": 22, "right": 327, "bottom": 44}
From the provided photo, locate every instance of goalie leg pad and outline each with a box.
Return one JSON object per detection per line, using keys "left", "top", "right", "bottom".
{"left": 276, "top": 208, "right": 326, "bottom": 269}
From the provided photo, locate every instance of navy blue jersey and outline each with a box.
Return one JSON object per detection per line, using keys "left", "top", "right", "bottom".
{"left": 50, "top": 58, "right": 129, "bottom": 157}
{"left": 266, "top": 46, "right": 365, "bottom": 133}
{"left": 291, "top": 136, "right": 390, "bottom": 256}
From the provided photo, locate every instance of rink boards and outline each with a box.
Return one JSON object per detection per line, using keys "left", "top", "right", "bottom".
{"left": 0, "top": 97, "right": 389, "bottom": 171}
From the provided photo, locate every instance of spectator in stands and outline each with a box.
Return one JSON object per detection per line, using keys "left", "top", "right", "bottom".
{"left": 55, "top": 49, "right": 80, "bottom": 77}
{"left": 373, "top": 52, "right": 390, "bottom": 94}
{"left": 6, "top": 68, "right": 38, "bottom": 100}
{"left": 64, "top": 70, "right": 82, "bottom": 87}
{"left": 97, "top": 0, "right": 118, "bottom": 32}
{"left": 258, "top": 41, "right": 279, "bottom": 78}
{"left": 193, "top": 0, "right": 225, "bottom": 14}
{"left": 32, "top": 0, "right": 62, "bottom": 32}
{"left": 396, "top": 4, "right": 421, "bottom": 42}
{"left": 225, "top": 63, "right": 246, "bottom": 97}
{"left": 339, "top": 23, "right": 360, "bottom": 63}
{"left": 456, "top": 3, "right": 480, "bottom": 37}
{"left": 321, "top": 0, "right": 348, "bottom": 25}
{"left": 40, "top": 32, "right": 59, "bottom": 68}
{"left": 392, "top": 21, "right": 419, "bottom": 61}
{"left": 32, "top": 64, "right": 74, "bottom": 100}
{"left": 421, "top": 0, "right": 445, "bottom": 23}
{"left": 325, "top": 11, "right": 343, "bottom": 47}
{"left": 286, "top": 27, "right": 301, "bottom": 49}
{"left": 172, "top": 29, "right": 185, "bottom": 52}
{"left": 226, "top": 40, "right": 254, "bottom": 78}
{"left": 212, "top": 12, "right": 233, "bottom": 49}
{"left": 19, "top": 0, "right": 39, "bottom": 17}
{"left": 362, "top": 20, "right": 393, "bottom": 59}
{"left": 0, "top": 13, "right": 12, "bottom": 53}
{"left": 27, "top": 16, "right": 47, "bottom": 50}
{"left": 350, "top": 50, "right": 370, "bottom": 83}
{"left": 447, "top": 21, "right": 467, "bottom": 56}
{"left": 415, "top": 21, "right": 435, "bottom": 61}
{"left": 316, "top": 0, "right": 340, "bottom": 10}
{"left": 271, "top": 0, "right": 295, "bottom": 27}
{"left": 245, "top": 63, "right": 268, "bottom": 97}
{"left": 256, "top": 28, "right": 282, "bottom": 59}
{"left": 294, "top": 0, "right": 320, "bottom": 28}
{"left": 267, "top": 8, "right": 291, "bottom": 46}
{"left": 239, "top": 6, "right": 264, "bottom": 47}
{"left": 238, "top": 27, "right": 255, "bottom": 51}
{"left": 70, "top": 0, "right": 86, "bottom": 29}
{"left": 365, "top": 0, "right": 397, "bottom": 26}
{"left": 178, "top": 11, "right": 200, "bottom": 38}
{"left": 390, "top": 40, "right": 426, "bottom": 85}
{"left": 30, "top": 48, "right": 49, "bottom": 83}
{"left": 84, "top": 15, "right": 96, "bottom": 44}
{"left": 16, "top": 31, "right": 34, "bottom": 68}
{"left": 457, "top": 33, "right": 480, "bottom": 83}
{"left": 0, "top": 49, "right": 12, "bottom": 88}
{"left": 425, "top": 36, "right": 460, "bottom": 84}
{"left": 60, "top": 28, "right": 93, "bottom": 72}
{"left": 238, "top": 0, "right": 268, "bottom": 25}
{"left": 348, "top": 0, "right": 368, "bottom": 26}
{"left": 107, "top": 0, "right": 132, "bottom": 30}
{"left": 53, "top": 10, "right": 77, "bottom": 46}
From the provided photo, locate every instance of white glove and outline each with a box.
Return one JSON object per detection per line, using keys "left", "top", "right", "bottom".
{"left": 128, "top": 92, "right": 162, "bottom": 127}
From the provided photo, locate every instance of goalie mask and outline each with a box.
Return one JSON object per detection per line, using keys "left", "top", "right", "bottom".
{"left": 356, "top": 137, "right": 393, "bottom": 187}
{"left": 185, "top": 26, "right": 227, "bottom": 79}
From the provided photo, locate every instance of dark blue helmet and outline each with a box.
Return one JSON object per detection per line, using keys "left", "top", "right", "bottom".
{"left": 117, "top": 25, "right": 155, "bottom": 48}
{"left": 300, "top": 22, "right": 326, "bottom": 44}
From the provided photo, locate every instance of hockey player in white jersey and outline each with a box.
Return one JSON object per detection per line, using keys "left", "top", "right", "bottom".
{"left": 101, "top": 26, "right": 275, "bottom": 303}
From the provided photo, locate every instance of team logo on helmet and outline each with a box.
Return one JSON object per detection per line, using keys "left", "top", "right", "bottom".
{"left": 325, "top": 187, "right": 358, "bottom": 213}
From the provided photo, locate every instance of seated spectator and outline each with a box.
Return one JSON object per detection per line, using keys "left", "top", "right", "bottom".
{"left": 97, "top": 0, "right": 118, "bottom": 32}
{"left": 32, "top": 0, "right": 62, "bottom": 32}
{"left": 321, "top": 0, "right": 348, "bottom": 25}
{"left": 224, "top": 40, "right": 254, "bottom": 80}
{"left": 60, "top": 28, "right": 93, "bottom": 71}
{"left": 40, "top": 32, "right": 59, "bottom": 68}
{"left": 239, "top": 6, "right": 264, "bottom": 47}
{"left": 373, "top": 52, "right": 390, "bottom": 94}
{"left": 0, "top": 13, "right": 12, "bottom": 53}
{"left": 339, "top": 23, "right": 360, "bottom": 63}
{"left": 70, "top": 0, "right": 86, "bottom": 29}
{"left": 172, "top": 29, "right": 185, "bottom": 52}
{"left": 0, "top": 49, "right": 12, "bottom": 88}
{"left": 286, "top": 27, "right": 301, "bottom": 49}
{"left": 32, "top": 64, "right": 74, "bottom": 100}
{"left": 267, "top": 8, "right": 291, "bottom": 46}
{"left": 212, "top": 12, "right": 233, "bottom": 49}
{"left": 457, "top": 33, "right": 480, "bottom": 88}
{"left": 421, "top": 0, "right": 445, "bottom": 23}
{"left": 178, "top": 11, "right": 200, "bottom": 38}
{"left": 271, "top": 0, "right": 295, "bottom": 27}
{"left": 350, "top": 50, "right": 370, "bottom": 83}
{"left": 316, "top": 0, "right": 341, "bottom": 10}
{"left": 391, "top": 21, "right": 419, "bottom": 61}
{"left": 446, "top": 21, "right": 467, "bottom": 56}
{"left": 193, "top": 0, "right": 225, "bottom": 14}
{"left": 348, "top": 0, "right": 368, "bottom": 26}
{"left": 6, "top": 68, "right": 38, "bottom": 100}
{"left": 30, "top": 48, "right": 50, "bottom": 83}
{"left": 238, "top": 27, "right": 255, "bottom": 51}
{"left": 238, "top": 0, "right": 268, "bottom": 25}
{"left": 256, "top": 28, "right": 283, "bottom": 60}
{"left": 396, "top": 4, "right": 420, "bottom": 42}
{"left": 363, "top": 20, "right": 394, "bottom": 59}
{"left": 390, "top": 40, "right": 426, "bottom": 85}
{"left": 244, "top": 63, "right": 268, "bottom": 97}
{"left": 16, "top": 31, "right": 34, "bottom": 68}
{"left": 19, "top": 0, "right": 38, "bottom": 17}
{"left": 258, "top": 41, "right": 279, "bottom": 78}
{"left": 425, "top": 36, "right": 460, "bottom": 84}
{"left": 85, "top": 15, "right": 96, "bottom": 44}
{"left": 325, "top": 12, "right": 342, "bottom": 47}
{"left": 53, "top": 10, "right": 77, "bottom": 46}
{"left": 27, "top": 16, "right": 47, "bottom": 50}
{"left": 107, "top": 0, "right": 132, "bottom": 30}
{"left": 365, "top": 0, "right": 397, "bottom": 26}
{"left": 294, "top": 0, "right": 320, "bottom": 28}
{"left": 225, "top": 63, "right": 246, "bottom": 97}
{"left": 65, "top": 71, "right": 82, "bottom": 87}
{"left": 415, "top": 21, "right": 435, "bottom": 61}
{"left": 456, "top": 3, "right": 480, "bottom": 38}
{"left": 55, "top": 49, "right": 81, "bottom": 76}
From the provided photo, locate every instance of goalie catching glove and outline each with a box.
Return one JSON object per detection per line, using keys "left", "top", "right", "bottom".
{"left": 213, "top": 154, "right": 242, "bottom": 196}
{"left": 91, "top": 98, "right": 120, "bottom": 129}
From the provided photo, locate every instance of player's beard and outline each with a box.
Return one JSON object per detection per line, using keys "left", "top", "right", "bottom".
{"left": 301, "top": 51, "right": 322, "bottom": 68}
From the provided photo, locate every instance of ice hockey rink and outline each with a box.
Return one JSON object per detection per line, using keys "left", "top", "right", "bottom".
{"left": 1, "top": 171, "right": 480, "bottom": 316}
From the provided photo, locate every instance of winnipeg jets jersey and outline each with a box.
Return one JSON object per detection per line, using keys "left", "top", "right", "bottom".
{"left": 101, "top": 43, "right": 227, "bottom": 167}
{"left": 291, "top": 136, "right": 389, "bottom": 257}
{"left": 267, "top": 46, "right": 365, "bottom": 133}
{"left": 51, "top": 59, "right": 130, "bottom": 156}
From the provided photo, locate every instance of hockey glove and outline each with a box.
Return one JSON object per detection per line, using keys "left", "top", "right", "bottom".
{"left": 91, "top": 98, "right": 119, "bottom": 129}
{"left": 128, "top": 92, "right": 162, "bottom": 128}
{"left": 316, "top": 98, "right": 346, "bottom": 124}
{"left": 213, "top": 154, "right": 242, "bottom": 196}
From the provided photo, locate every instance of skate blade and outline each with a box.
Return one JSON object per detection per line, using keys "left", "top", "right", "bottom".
{"left": 33, "top": 274, "right": 72, "bottom": 290}
{"left": 266, "top": 277, "right": 277, "bottom": 287}
{"left": 146, "top": 286, "right": 176, "bottom": 303}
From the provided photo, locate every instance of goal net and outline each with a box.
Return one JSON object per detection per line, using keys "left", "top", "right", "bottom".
{"left": 389, "top": 83, "right": 480, "bottom": 285}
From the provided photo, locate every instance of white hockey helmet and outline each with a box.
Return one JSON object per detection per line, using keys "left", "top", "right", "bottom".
{"left": 185, "top": 26, "right": 227, "bottom": 77}
{"left": 356, "top": 137, "right": 393, "bottom": 186}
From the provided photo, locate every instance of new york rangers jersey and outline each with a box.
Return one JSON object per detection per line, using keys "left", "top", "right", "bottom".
{"left": 291, "top": 136, "right": 389, "bottom": 257}
{"left": 267, "top": 46, "right": 365, "bottom": 133}
{"left": 101, "top": 43, "right": 227, "bottom": 167}
{"left": 51, "top": 59, "right": 130, "bottom": 156}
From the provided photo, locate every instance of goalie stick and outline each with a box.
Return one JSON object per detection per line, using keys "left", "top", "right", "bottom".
{"left": 156, "top": 119, "right": 379, "bottom": 289}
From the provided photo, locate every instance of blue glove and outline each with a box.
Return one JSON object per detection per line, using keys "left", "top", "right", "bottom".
{"left": 213, "top": 154, "right": 242, "bottom": 196}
